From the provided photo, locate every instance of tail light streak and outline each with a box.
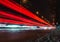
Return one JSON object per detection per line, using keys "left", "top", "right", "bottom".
{"left": 0, "top": 0, "right": 52, "bottom": 26}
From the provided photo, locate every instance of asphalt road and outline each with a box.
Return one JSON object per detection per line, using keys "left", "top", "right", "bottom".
{"left": 0, "top": 30, "right": 51, "bottom": 42}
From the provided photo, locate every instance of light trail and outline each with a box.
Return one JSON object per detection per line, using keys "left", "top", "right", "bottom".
{"left": 0, "top": 11, "right": 45, "bottom": 26}
{"left": 0, "top": 18, "right": 35, "bottom": 26}
{"left": 0, "top": 0, "right": 52, "bottom": 26}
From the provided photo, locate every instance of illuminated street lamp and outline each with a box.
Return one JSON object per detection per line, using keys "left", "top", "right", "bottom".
{"left": 36, "top": 11, "right": 39, "bottom": 14}
{"left": 22, "top": 0, "right": 28, "bottom": 3}
{"left": 41, "top": 16, "right": 44, "bottom": 18}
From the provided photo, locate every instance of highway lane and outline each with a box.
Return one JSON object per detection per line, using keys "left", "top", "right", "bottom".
{"left": 0, "top": 30, "right": 51, "bottom": 42}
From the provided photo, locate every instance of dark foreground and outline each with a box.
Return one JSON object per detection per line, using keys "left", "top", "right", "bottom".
{"left": 0, "top": 30, "right": 51, "bottom": 42}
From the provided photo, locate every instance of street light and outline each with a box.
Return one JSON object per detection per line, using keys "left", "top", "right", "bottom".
{"left": 22, "top": 0, "right": 28, "bottom": 3}
{"left": 41, "top": 16, "right": 44, "bottom": 18}
{"left": 36, "top": 11, "right": 39, "bottom": 14}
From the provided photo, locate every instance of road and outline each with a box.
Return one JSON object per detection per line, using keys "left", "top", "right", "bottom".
{"left": 0, "top": 30, "right": 51, "bottom": 42}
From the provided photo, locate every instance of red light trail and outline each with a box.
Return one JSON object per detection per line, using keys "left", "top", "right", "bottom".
{"left": 0, "top": 11, "right": 45, "bottom": 26}
{"left": 0, "top": 0, "right": 52, "bottom": 26}
{"left": 0, "top": 18, "right": 35, "bottom": 26}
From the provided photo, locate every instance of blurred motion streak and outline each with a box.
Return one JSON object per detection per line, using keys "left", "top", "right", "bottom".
{"left": 0, "top": 18, "right": 35, "bottom": 26}
{"left": 0, "top": 11, "right": 45, "bottom": 26}
{"left": 0, "top": 0, "right": 52, "bottom": 26}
